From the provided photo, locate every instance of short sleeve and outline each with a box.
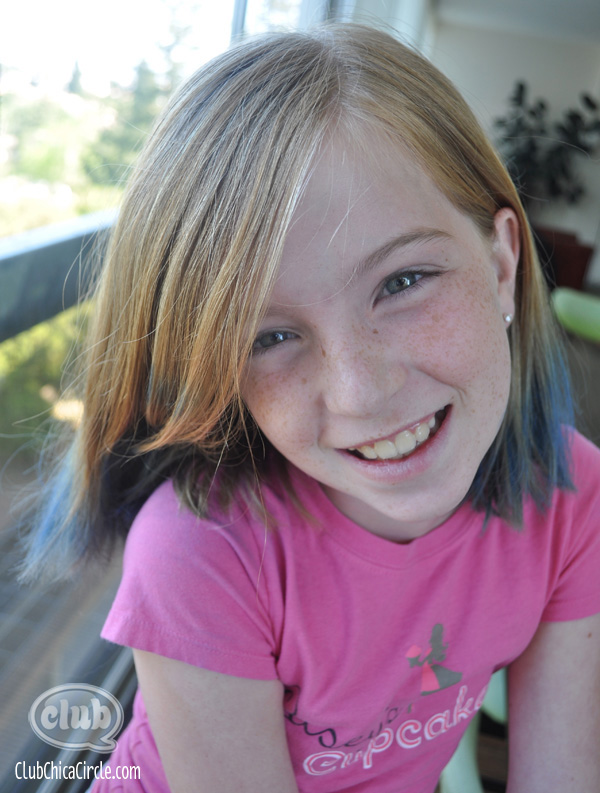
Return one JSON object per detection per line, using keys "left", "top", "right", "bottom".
{"left": 541, "top": 432, "right": 600, "bottom": 622}
{"left": 101, "top": 481, "right": 279, "bottom": 679}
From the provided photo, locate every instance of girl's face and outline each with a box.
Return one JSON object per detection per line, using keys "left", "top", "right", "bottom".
{"left": 242, "top": 136, "right": 519, "bottom": 542}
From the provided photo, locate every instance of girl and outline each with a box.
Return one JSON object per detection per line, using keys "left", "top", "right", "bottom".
{"left": 21, "top": 23, "right": 600, "bottom": 793}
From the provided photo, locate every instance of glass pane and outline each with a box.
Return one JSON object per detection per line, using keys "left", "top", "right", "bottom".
{"left": 1, "top": 0, "right": 235, "bottom": 238}
{"left": 244, "top": 0, "right": 303, "bottom": 34}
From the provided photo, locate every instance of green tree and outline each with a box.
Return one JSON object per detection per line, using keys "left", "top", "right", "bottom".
{"left": 82, "top": 61, "right": 164, "bottom": 186}
{"left": 157, "top": 0, "right": 206, "bottom": 92}
{"left": 7, "top": 98, "right": 71, "bottom": 179}
{"left": 67, "top": 61, "right": 83, "bottom": 95}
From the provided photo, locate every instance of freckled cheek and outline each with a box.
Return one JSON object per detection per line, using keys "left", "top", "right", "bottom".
{"left": 241, "top": 372, "right": 316, "bottom": 449}
{"left": 414, "top": 293, "right": 511, "bottom": 398}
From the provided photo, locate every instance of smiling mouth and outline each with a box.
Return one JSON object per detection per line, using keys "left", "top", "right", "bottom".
{"left": 348, "top": 407, "right": 449, "bottom": 462}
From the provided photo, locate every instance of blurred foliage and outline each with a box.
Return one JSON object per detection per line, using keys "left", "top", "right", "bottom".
{"left": 68, "top": 62, "right": 84, "bottom": 96}
{"left": 1, "top": 61, "right": 168, "bottom": 235}
{"left": 4, "top": 93, "right": 91, "bottom": 187}
{"left": 11, "top": 104, "right": 71, "bottom": 182}
{"left": 0, "top": 182, "right": 124, "bottom": 238}
{"left": 0, "top": 305, "right": 90, "bottom": 462}
{"left": 494, "top": 81, "right": 600, "bottom": 208}
{"left": 0, "top": 192, "right": 75, "bottom": 238}
{"left": 82, "top": 62, "right": 165, "bottom": 186}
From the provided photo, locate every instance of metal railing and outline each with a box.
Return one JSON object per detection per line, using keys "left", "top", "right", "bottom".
{"left": 0, "top": 210, "right": 116, "bottom": 344}
{"left": 0, "top": 212, "right": 138, "bottom": 793}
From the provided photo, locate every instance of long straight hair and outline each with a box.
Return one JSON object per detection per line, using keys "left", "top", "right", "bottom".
{"left": 19, "top": 24, "right": 573, "bottom": 584}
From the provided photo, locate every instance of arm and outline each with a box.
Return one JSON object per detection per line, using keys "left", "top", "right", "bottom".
{"left": 133, "top": 649, "right": 299, "bottom": 793}
{"left": 506, "top": 613, "right": 600, "bottom": 792}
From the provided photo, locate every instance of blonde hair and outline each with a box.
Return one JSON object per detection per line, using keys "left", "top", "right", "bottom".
{"left": 21, "top": 23, "right": 572, "bottom": 582}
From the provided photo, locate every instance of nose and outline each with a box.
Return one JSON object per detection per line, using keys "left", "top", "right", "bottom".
{"left": 320, "top": 331, "right": 407, "bottom": 418}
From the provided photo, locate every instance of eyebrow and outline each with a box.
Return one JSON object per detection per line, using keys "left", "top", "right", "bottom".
{"left": 352, "top": 228, "right": 453, "bottom": 279}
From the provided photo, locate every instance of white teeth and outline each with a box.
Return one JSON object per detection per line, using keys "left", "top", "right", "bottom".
{"left": 351, "top": 415, "right": 441, "bottom": 461}
{"left": 415, "top": 423, "right": 430, "bottom": 443}
{"left": 373, "top": 440, "right": 398, "bottom": 459}
{"left": 357, "top": 444, "right": 378, "bottom": 459}
{"left": 394, "top": 430, "right": 416, "bottom": 455}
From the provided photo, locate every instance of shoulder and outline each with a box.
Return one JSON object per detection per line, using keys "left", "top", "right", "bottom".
{"left": 123, "top": 478, "right": 269, "bottom": 581}
{"left": 121, "top": 468, "right": 323, "bottom": 592}
{"left": 103, "top": 475, "right": 306, "bottom": 676}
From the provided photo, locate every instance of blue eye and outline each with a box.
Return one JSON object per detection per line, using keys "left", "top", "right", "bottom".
{"left": 252, "top": 329, "right": 296, "bottom": 352}
{"left": 381, "top": 271, "right": 424, "bottom": 296}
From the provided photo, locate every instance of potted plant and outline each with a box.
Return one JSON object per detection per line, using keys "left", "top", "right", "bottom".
{"left": 494, "top": 81, "right": 600, "bottom": 289}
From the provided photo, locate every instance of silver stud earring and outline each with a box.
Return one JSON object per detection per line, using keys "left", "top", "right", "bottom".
{"left": 503, "top": 313, "right": 513, "bottom": 325}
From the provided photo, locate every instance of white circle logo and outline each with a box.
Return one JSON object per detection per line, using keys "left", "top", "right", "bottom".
{"left": 28, "top": 684, "right": 124, "bottom": 753}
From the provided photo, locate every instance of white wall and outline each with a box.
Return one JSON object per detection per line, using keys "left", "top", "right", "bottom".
{"left": 428, "top": 22, "right": 600, "bottom": 285}
{"left": 346, "top": 0, "right": 435, "bottom": 51}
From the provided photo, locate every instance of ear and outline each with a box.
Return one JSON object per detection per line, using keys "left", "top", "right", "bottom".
{"left": 491, "top": 207, "right": 520, "bottom": 318}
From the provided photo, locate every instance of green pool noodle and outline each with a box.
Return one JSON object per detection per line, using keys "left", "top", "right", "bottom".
{"left": 551, "top": 287, "right": 600, "bottom": 343}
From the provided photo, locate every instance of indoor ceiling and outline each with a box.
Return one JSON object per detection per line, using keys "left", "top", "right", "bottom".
{"left": 436, "top": 0, "right": 600, "bottom": 42}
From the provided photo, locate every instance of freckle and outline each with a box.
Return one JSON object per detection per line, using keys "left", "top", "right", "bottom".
{"left": 301, "top": 377, "right": 307, "bottom": 384}
{"left": 588, "top": 632, "right": 593, "bottom": 638}
{"left": 372, "top": 329, "right": 379, "bottom": 334}
{"left": 321, "top": 347, "right": 326, "bottom": 357}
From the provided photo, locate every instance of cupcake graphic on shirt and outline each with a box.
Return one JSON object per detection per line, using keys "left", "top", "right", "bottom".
{"left": 406, "top": 623, "right": 463, "bottom": 695}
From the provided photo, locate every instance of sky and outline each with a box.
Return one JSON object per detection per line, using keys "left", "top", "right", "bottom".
{"left": 2, "top": 0, "right": 236, "bottom": 95}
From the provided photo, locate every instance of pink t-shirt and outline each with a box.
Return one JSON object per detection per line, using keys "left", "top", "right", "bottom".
{"left": 98, "top": 431, "right": 600, "bottom": 793}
